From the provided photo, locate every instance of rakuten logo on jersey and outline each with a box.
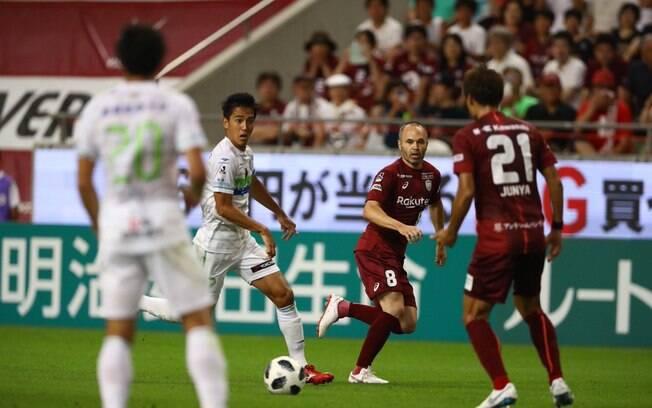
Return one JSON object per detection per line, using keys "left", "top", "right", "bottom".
{"left": 396, "top": 196, "right": 430, "bottom": 208}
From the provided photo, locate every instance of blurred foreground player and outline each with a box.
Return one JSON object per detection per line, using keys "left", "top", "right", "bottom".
{"left": 140, "top": 93, "right": 334, "bottom": 385}
{"left": 75, "top": 25, "right": 226, "bottom": 407}
{"left": 318, "top": 122, "right": 446, "bottom": 383}
{"left": 436, "top": 66, "right": 574, "bottom": 407}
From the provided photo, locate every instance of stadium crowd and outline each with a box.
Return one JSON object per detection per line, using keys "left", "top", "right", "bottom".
{"left": 249, "top": 0, "right": 652, "bottom": 155}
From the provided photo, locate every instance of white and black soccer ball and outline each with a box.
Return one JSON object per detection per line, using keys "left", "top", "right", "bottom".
{"left": 263, "top": 356, "right": 306, "bottom": 395}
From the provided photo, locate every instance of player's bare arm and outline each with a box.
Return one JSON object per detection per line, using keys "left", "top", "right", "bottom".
{"left": 363, "top": 200, "right": 423, "bottom": 243}
{"left": 250, "top": 176, "right": 297, "bottom": 240}
{"left": 214, "top": 191, "right": 276, "bottom": 258}
{"left": 543, "top": 165, "right": 564, "bottom": 261}
{"left": 180, "top": 147, "right": 207, "bottom": 208}
{"left": 77, "top": 157, "right": 99, "bottom": 233}
{"left": 436, "top": 172, "right": 475, "bottom": 247}
{"left": 429, "top": 199, "right": 446, "bottom": 266}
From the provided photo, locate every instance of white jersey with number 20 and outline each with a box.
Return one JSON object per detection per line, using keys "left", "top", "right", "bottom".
{"left": 74, "top": 81, "right": 206, "bottom": 254}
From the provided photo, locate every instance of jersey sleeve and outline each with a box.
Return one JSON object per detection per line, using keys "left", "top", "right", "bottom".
{"left": 535, "top": 129, "right": 557, "bottom": 170}
{"left": 452, "top": 129, "right": 474, "bottom": 174}
{"left": 175, "top": 95, "right": 207, "bottom": 153}
{"left": 366, "top": 168, "right": 395, "bottom": 204}
{"left": 209, "top": 155, "right": 237, "bottom": 194}
{"left": 73, "top": 99, "right": 101, "bottom": 160}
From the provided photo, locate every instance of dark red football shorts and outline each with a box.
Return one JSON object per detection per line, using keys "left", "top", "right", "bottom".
{"left": 355, "top": 250, "right": 417, "bottom": 308}
{"left": 465, "top": 251, "right": 546, "bottom": 304}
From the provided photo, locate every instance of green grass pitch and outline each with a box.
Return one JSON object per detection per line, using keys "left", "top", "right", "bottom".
{"left": 0, "top": 326, "right": 650, "bottom": 407}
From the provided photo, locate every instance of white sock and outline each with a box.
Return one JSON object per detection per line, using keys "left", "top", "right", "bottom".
{"left": 139, "top": 295, "right": 180, "bottom": 322}
{"left": 276, "top": 303, "right": 307, "bottom": 367}
{"left": 97, "top": 336, "right": 132, "bottom": 408}
{"left": 186, "top": 326, "right": 228, "bottom": 408}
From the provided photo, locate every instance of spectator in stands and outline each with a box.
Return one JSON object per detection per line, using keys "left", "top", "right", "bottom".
{"left": 336, "top": 30, "right": 384, "bottom": 112}
{"left": 437, "top": 33, "right": 473, "bottom": 90}
{"left": 303, "top": 31, "right": 339, "bottom": 98}
{"left": 592, "top": 0, "right": 632, "bottom": 34}
{"left": 251, "top": 72, "right": 285, "bottom": 145}
{"left": 584, "top": 33, "right": 628, "bottom": 93}
{"left": 524, "top": 9, "right": 554, "bottom": 79}
{"left": 282, "top": 76, "right": 332, "bottom": 147}
{"left": 613, "top": 3, "right": 642, "bottom": 62}
{"left": 418, "top": 72, "right": 468, "bottom": 142}
{"left": 324, "top": 74, "right": 368, "bottom": 149}
{"left": 478, "top": 0, "right": 502, "bottom": 31}
{"left": 487, "top": 26, "right": 534, "bottom": 93}
{"left": 543, "top": 31, "right": 587, "bottom": 107}
{"left": 563, "top": 8, "right": 593, "bottom": 61}
{"left": 525, "top": 73, "right": 578, "bottom": 152}
{"left": 410, "top": 0, "right": 445, "bottom": 47}
{"left": 576, "top": 69, "right": 634, "bottom": 155}
{"left": 501, "top": 66, "right": 539, "bottom": 118}
{"left": 0, "top": 167, "right": 20, "bottom": 222}
{"left": 501, "top": 0, "right": 534, "bottom": 54}
{"left": 622, "top": 34, "right": 652, "bottom": 116}
{"left": 357, "top": 0, "right": 403, "bottom": 55}
{"left": 638, "top": 0, "right": 652, "bottom": 30}
{"left": 374, "top": 79, "right": 414, "bottom": 149}
{"left": 448, "top": 0, "right": 487, "bottom": 59}
{"left": 384, "top": 24, "right": 437, "bottom": 101}
{"left": 637, "top": 92, "right": 652, "bottom": 127}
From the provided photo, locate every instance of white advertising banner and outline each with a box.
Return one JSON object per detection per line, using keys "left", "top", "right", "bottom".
{"left": 33, "top": 150, "right": 652, "bottom": 239}
{"left": 0, "top": 77, "right": 178, "bottom": 150}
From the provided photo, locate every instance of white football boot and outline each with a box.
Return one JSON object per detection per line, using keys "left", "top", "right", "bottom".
{"left": 348, "top": 367, "right": 389, "bottom": 384}
{"left": 476, "top": 383, "right": 518, "bottom": 408}
{"left": 550, "top": 378, "right": 574, "bottom": 407}
{"left": 317, "top": 294, "right": 343, "bottom": 338}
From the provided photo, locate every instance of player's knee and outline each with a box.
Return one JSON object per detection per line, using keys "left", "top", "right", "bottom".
{"left": 463, "top": 311, "right": 489, "bottom": 326}
{"left": 271, "top": 287, "right": 294, "bottom": 308}
{"left": 401, "top": 319, "right": 417, "bottom": 334}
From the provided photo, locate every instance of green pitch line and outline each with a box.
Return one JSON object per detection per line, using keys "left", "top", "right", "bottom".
{"left": 0, "top": 326, "right": 650, "bottom": 407}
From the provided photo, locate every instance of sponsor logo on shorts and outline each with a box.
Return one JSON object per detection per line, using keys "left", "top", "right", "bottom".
{"left": 373, "top": 282, "right": 380, "bottom": 292}
{"left": 251, "top": 259, "right": 275, "bottom": 273}
{"left": 464, "top": 274, "right": 474, "bottom": 291}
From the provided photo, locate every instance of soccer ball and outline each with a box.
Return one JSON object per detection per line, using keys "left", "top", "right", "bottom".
{"left": 263, "top": 356, "right": 306, "bottom": 395}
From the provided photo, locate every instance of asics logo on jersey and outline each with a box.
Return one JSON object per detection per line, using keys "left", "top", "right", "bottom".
{"left": 373, "top": 282, "right": 380, "bottom": 292}
{"left": 396, "top": 196, "right": 430, "bottom": 208}
{"left": 401, "top": 181, "right": 409, "bottom": 190}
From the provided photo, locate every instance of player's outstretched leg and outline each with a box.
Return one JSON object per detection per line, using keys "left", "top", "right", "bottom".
{"left": 254, "top": 272, "right": 334, "bottom": 385}
{"left": 139, "top": 295, "right": 181, "bottom": 322}
{"left": 317, "top": 294, "right": 384, "bottom": 338}
{"left": 516, "top": 296, "right": 574, "bottom": 407}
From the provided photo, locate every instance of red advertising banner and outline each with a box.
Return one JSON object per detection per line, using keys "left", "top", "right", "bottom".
{"left": 0, "top": 150, "right": 32, "bottom": 222}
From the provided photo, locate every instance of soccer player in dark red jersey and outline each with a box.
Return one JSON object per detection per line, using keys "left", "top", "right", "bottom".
{"left": 436, "top": 66, "right": 574, "bottom": 408}
{"left": 317, "top": 122, "right": 446, "bottom": 384}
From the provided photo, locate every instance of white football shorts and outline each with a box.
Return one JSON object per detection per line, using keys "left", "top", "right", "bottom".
{"left": 100, "top": 242, "right": 213, "bottom": 319}
{"left": 195, "top": 235, "right": 280, "bottom": 301}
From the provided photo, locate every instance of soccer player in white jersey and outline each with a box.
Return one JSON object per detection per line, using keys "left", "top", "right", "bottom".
{"left": 75, "top": 25, "right": 226, "bottom": 408}
{"left": 140, "top": 92, "right": 334, "bottom": 384}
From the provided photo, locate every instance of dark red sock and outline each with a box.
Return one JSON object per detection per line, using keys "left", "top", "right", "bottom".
{"left": 355, "top": 312, "right": 402, "bottom": 368}
{"left": 466, "top": 319, "right": 510, "bottom": 390}
{"left": 345, "top": 303, "right": 382, "bottom": 325}
{"left": 525, "top": 310, "right": 563, "bottom": 384}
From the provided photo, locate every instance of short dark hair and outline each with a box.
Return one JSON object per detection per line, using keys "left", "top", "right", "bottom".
{"left": 619, "top": 3, "right": 641, "bottom": 22}
{"left": 256, "top": 71, "right": 282, "bottom": 89}
{"left": 552, "top": 31, "right": 574, "bottom": 47}
{"left": 455, "top": 0, "right": 477, "bottom": 14}
{"left": 564, "top": 8, "right": 583, "bottom": 22}
{"left": 594, "top": 33, "right": 617, "bottom": 49}
{"left": 356, "top": 29, "right": 377, "bottom": 48}
{"left": 365, "top": 0, "right": 388, "bottom": 8}
{"left": 116, "top": 24, "right": 166, "bottom": 77}
{"left": 415, "top": 0, "right": 434, "bottom": 6}
{"left": 534, "top": 9, "right": 555, "bottom": 23}
{"left": 222, "top": 93, "right": 257, "bottom": 119}
{"left": 463, "top": 65, "right": 504, "bottom": 107}
{"left": 404, "top": 24, "right": 428, "bottom": 40}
